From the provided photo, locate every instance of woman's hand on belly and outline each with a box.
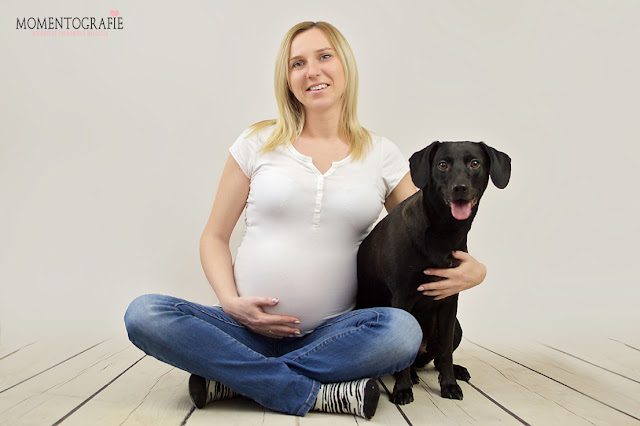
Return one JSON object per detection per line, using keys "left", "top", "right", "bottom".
{"left": 222, "top": 296, "right": 302, "bottom": 339}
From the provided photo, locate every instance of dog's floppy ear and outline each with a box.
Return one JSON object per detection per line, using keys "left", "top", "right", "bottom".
{"left": 479, "top": 142, "right": 511, "bottom": 189}
{"left": 409, "top": 141, "right": 441, "bottom": 188}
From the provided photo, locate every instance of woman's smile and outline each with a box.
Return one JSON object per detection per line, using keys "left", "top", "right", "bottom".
{"left": 307, "top": 83, "right": 330, "bottom": 92}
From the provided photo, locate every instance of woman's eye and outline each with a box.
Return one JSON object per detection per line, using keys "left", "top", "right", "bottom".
{"left": 470, "top": 160, "right": 480, "bottom": 169}
{"left": 292, "top": 61, "right": 303, "bottom": 68}
{"left": 438, "top": 161, "right": 448, "bottom": 170}
{"left": 320, "top": 54, "right": 332, "bottom": 60}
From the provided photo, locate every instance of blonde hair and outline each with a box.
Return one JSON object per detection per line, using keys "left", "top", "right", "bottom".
{"left": 249, "top": 21, "right": 371, "bottom": 160}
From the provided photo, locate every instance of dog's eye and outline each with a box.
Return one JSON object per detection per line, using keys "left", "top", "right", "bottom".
{"left": 437, "top": 161, "right": 448, "bottom": 170}
{"left": 469, "top": 160, "right": 480, "bottom": 169}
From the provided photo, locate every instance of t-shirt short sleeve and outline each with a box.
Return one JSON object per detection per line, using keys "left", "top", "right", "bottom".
{"left": 380, "top": 137, "right": 410, "bottom": 199}
{"left": 229, "top": 128, "right": 258, "bottom": 179}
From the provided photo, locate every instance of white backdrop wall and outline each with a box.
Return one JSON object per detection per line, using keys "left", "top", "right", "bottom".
{"left": 1, "top": 1, "right": 639, "bottom": 347}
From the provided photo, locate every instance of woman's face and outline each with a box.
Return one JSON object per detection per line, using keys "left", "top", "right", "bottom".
{"left": 287, "top": 27, "right": 346, "bottom": 114}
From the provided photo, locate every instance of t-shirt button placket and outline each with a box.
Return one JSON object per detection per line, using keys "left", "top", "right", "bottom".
{"left": 312, "top": 176, "right": 324, "bottom": 230}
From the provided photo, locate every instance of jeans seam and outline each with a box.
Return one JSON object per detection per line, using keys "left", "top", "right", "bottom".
{"left": 174, "top": 302, "right": 244, "bottom": 328}
{"left": 315, "top": 308, "right": 382, "bottom": 330}
{"left": 290, "top": 310, "right": 382, "bottom": 363}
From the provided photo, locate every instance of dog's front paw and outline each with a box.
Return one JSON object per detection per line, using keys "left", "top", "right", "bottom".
{"left": 441, "top": 383, "right": 463, "bottom": 400}
{"left": 390, "top": 388, "right": 414, "bottom": 405}
{"left": 453, "top": 364, "right": 471, "bottom": 381}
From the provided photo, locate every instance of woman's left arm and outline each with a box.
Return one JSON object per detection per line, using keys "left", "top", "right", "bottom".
{"left": 417, "top": 251, "right": 486, "bottom": 300}
{"left": 384, "top": 173, "right": 416, "bottom": 213}
{"left": 384, "top": 172, "right": 487, "bottom": 300}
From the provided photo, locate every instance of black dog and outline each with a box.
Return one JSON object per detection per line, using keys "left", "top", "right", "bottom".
{"left": 356, "top": 141, "right": 511, "bottom": 404}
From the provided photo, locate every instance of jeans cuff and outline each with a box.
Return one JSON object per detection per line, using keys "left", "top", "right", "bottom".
{"left": 296, "top": 379, "right": 321, "bottom": 416}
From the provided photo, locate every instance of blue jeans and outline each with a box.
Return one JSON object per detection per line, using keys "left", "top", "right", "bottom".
{"left": 124, "top": 294, "right": 422, "bottom": 416}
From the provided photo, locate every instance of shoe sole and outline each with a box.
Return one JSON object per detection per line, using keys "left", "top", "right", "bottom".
{"left": 188, "top": 374, "right": 208, "bottom": 409}
{"left": 363, "top": 379, "right": 380, "bottom": 419}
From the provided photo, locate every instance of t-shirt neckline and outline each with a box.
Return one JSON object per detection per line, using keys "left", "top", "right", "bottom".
{"left": 287, "top": 144, "right": 352, "bottom": 177}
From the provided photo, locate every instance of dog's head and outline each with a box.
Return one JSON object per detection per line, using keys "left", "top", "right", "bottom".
{"left": 409, "top": 141, "right": 511, "bottom": 221}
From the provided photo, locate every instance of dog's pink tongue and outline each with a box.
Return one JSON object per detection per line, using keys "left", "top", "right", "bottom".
{"left": 451, "top": 201, "right": 472, "bottom": 220}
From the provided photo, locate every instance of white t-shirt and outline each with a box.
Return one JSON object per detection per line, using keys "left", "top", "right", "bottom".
{"left": 229, "top": 125, "right": 409, "bottom": 333}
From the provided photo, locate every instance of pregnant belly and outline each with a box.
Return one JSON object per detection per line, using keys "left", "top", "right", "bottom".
{"left": 233, "top": 239, "right": 357, "bottom": 333}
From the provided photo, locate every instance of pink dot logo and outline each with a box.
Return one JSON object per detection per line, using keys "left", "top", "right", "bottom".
{"left": 110, "top": 10, "right": 119, "bottom": 17}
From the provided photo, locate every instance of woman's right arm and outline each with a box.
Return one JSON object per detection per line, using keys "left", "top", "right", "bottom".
{"left": 200, "top": 154, "right": 250, "bottom": 307}
{"left": 200, "top": 154, "right": 300, "bottom": 338}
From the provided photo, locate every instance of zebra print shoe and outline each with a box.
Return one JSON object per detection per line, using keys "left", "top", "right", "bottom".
{"left": 188, "top": 374, "right": 239, "bottom": 409}
{"left": 312, "top": 378, "right": 380, "bottom": 419}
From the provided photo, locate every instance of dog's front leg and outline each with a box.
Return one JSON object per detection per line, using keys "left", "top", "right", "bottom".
{"left": 391, "top": 367, "right": 414, "bottom": 405}
{"left": 435, "top": 299, "right": 463, "bottom": 400}
{"left": 387, "top": 285, "right": 419, "bottom": 405}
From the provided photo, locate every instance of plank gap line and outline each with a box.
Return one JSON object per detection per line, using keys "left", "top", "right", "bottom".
{"left": 179, "top": 406, "right": 196, "bottom": 426}
{"left": 466, "top": 339, "right": 640, "bottom": 422}
{"left": 541, "top": 343, "right": 640, "bottom": 384}
{"left": 416, "top": 378, "right": 447, "bottom": 416}
{"left": 0, "top": 341, "right": 37, "bottom": 361}
{"left": 466, "top": 381, "right": 531, "bottom": 425}
{"left": 377, "top": 379, "right": 413, "bottom": 426}
{"left": 51, "top": 355, "right": 146, "bottom": 426}
{"left": 0, "top": 339, "right": 109, "bottom": 394}
{"left": 609, "top": 338, "right": 640, "bottom": 353}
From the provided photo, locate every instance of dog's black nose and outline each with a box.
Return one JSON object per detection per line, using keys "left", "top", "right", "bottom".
{"left": 452, "top": 184, "right": 468, "bottom": 194}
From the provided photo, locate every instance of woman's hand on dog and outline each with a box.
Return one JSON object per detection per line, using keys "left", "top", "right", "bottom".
{"left": 221, "top": 296, "right": 301, "bottom": 339}
{"left": 417, "top": 251, "right": 487, "bottom": 300}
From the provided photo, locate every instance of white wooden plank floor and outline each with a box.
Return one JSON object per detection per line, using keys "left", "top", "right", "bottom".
{"left": 1, "top": 334, "right": 639, "bottom": 425}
